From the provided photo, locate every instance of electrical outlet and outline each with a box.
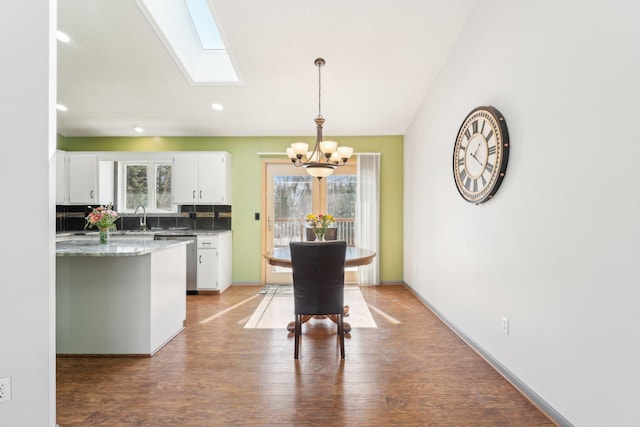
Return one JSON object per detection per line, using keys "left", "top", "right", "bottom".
{"left": 0, "top": 377, "right": 11, "bottom": 402}
{"left": 501, "top": 316, "right": 509, "bottom": 335}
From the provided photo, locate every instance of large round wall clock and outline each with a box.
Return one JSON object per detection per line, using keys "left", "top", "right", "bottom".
{"left": 452, "top": 106, "right": 510, "bottom": 204}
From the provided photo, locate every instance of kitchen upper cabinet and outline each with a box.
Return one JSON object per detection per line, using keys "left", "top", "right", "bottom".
{"left": 56, "top": 150, "right": 68, "bottom": 204}
{"left": 172, "top": 153, "right": 231, "bottom": 205}
{"left": 57, "top": 151, "right": 113, "bottom": 205}
{"left": 68, "top": 154, "right": 98, "bottom": 204}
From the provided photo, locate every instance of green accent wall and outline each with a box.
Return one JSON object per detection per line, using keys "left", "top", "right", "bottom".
{"left": 58, "top": 135, "right": 403, "bottom": 284}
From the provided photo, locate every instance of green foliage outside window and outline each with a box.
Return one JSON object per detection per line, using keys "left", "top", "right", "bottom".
{"left": 126, "top": 165, "right": 148, "bottom": 210}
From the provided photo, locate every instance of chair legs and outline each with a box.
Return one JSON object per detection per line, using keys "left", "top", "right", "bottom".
{"left": 294, "top": 313, "right": 345, "bottom": 359}
{"left": 294, "top": 315, "right": 301, "bottom": 359}
{"left": 337, "top": 313, "right": 345, "bottom": 359}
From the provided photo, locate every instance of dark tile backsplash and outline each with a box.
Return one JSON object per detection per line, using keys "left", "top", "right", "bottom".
{"left": 56, "top": 204, "right": 232, "bottom": 232}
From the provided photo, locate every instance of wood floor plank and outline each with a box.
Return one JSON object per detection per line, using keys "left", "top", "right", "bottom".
{"left": 57, "top": 285, "right": 555, "bottom": 426}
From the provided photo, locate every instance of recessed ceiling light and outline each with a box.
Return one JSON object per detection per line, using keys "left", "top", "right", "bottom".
{"left": 56, "top": 31, "right": 70, "bottom": 43}
{"left": 211, "top": 103, "right": 224, "bottom": 111}
{"left": 56, "top": 104, "right": 68, "bottom": 111}
{"left": 134, "top": 126, "right": 144, "bottom": 133}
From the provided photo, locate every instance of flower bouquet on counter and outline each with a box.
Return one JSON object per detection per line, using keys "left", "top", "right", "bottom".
{"left": 85, "top": 204, "right": 120, "bottom": 230}
{"left": 305, "top": 213, "right": 335, "bottom": 241}
{"left": 85, "top": 204, "right": 120, "bottom": 243}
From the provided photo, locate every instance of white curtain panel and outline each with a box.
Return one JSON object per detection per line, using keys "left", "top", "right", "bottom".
{"left": 356, "top": 153, "right": 380, "bottom": 285}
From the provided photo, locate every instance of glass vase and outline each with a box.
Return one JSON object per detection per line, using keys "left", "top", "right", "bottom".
{"left": 99, "top": 228, "right": 110, "bottom": 244}
{"left": 315, "top": 228, "right": 326, "bottom": 242}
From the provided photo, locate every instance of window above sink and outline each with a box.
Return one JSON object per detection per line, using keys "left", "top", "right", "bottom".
{"left": 118, "top": 161, "right": 178, "bottom": 214}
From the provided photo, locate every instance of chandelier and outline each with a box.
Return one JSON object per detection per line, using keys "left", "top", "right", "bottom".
{"left": 286, "top": 58, "right": 353, "bottom": 179}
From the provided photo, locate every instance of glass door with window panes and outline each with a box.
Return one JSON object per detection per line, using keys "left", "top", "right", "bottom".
{"left": 264, "top": 161, "right": 357, "bottom": 284}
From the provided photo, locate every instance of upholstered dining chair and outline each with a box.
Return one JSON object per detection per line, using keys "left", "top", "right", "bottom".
{"left": 289, "top": 240, "right": 347, "bottom": 359}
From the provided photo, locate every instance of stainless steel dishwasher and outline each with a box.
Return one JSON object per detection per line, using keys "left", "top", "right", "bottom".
{"left": 153, "top": 234, "right": 198, "bottom": 294}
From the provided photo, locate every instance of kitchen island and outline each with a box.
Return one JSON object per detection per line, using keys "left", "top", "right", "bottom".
{"left": 56, "top": 239, "right": 190, "bottom": 356}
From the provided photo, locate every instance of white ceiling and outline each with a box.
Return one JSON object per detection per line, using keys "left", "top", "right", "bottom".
{"left": 57, "top": 0, "right": 478, "bottom": 138}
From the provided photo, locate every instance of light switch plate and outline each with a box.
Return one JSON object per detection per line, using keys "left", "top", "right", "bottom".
{"left": 501, "top": 316, "right": 509, "bottom": 335}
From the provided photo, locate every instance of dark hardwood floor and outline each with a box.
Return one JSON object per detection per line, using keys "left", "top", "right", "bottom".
{"left": 57, "top": 285, "right": 554, "bottom": 426}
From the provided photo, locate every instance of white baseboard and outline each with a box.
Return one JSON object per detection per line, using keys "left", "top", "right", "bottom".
{"left": 403, "top": 282, "right": 572, "bottom": 427}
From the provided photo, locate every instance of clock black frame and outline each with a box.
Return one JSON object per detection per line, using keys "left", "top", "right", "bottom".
{"left": 452, "top": 106, "right": 510, "bottom": 204}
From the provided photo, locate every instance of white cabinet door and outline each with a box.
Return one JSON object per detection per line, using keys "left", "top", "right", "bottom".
{"left": 197, "top": 249, "right": 218, "bottom": 290}
{"left": 210, "top": 152, "right": 231, "bottom": 204}
{"left": 68, "top": 154, "right": 98, "bottom": 204}
{"left": 172, "top": 155, "right": 199, "bottom": 204}
{"left": 198, "top": 154, "right": 224, "bottom": 203}
{"left": 172, "top": 153, "right": 231, "bottom": 205}
{"left": 56, "top": 151, "right": 68, "bottom": 204}
{"left": 97, "top": 161, "right": 115, "bottom": 205}
{"left": 217, "top": 232, "right": 232, "bottom": 293}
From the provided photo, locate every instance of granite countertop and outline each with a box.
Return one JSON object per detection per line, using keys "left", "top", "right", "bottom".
{"left": 153, "top": 229, "right": 230, "bottom": 236}
{"left": 56, "top": 229, "right": 231, "bottom": 238}
{"left": 56, "top": 239, "right": 193, "bottom": 257}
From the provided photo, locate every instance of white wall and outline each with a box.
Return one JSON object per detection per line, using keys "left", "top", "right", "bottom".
{"left": 0, "top": 1, "right": 56, "bottom": 426}
{"left": 404, "top": 1, "right": 640, "bottom": 425}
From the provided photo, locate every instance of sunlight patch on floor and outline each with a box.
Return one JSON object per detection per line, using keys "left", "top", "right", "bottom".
{"left": 244, "top": 285, "right": 377, "bottom": 329}
{"left": 198, "top": 294, "right": 260, "bottom": 324}
{"left": 367, "top": 303, "right": 401, "bottom": 325}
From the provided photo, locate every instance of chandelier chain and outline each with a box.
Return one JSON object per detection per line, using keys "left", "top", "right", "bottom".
{"left": 317, "top": 61, "right": 322, "bottom": 118}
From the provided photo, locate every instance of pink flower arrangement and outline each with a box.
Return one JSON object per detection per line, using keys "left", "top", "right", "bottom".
{"left": 85, "top": 204, "right": 120, "bottom": 230}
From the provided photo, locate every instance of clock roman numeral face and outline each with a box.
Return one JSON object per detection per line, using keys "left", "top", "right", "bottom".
{"left": 452, "top": 107, "right": 509, "bottom": 204}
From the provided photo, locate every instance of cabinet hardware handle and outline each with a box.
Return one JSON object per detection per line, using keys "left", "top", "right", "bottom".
{"left": 90, "top": 190, "right": 94, "bottom": 199}
{"left": 193, "top": 190, "right": 196, "bottom": 199}
{"left": 199, "top": 255, "right": 202, "bottom": 264}
{"left": 200, "top": 190, "right": 203, "bottom": 199}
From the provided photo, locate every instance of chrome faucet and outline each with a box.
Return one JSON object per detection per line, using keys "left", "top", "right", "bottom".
{"left": 134, "top": 204, "right": 147, "bottom": 231}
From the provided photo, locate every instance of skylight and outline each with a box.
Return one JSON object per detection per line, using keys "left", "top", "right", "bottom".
{"left": 184, "top": 0, "right": 225, "bottom": 50}
{"left": 137, "top": 0, "right": 239, "bottom": 84}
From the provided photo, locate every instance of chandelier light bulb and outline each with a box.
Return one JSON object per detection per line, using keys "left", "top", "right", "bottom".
{"left": 291, "top": 142, "right": 308, "bottom": 156}
{"left": 305, "top": 165, "right": 335, "bottom": 178}
{"left": 319, "top": 140, "right": 337, "bottom": 155}
{"left": 337, "top": 146, "right": 354, "bottom": 161}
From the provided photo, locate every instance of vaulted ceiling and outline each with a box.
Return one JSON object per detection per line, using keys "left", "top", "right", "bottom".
{"left": 57, "top": 0, "right": 477, "bottom": 137}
